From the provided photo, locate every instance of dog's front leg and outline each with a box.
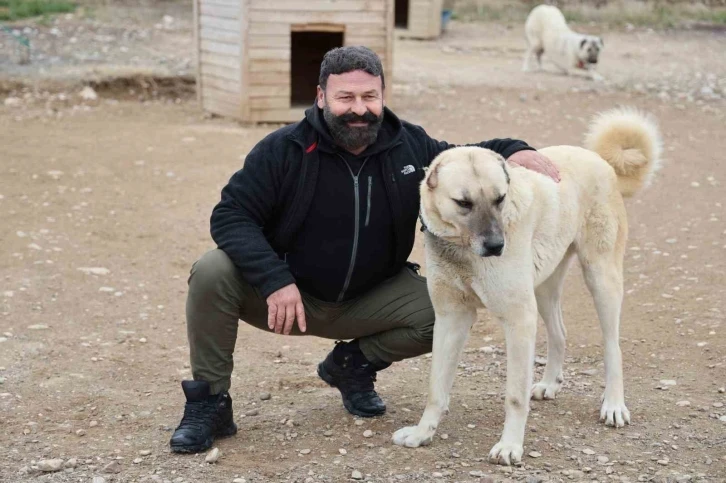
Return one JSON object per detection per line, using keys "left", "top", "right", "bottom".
{"left": 392, "top": 306, "right": 477, "bottom": 448}
{"left": 588, "top": 68, "right": 604, "bottom": 82}
{"left": 488, "top": 300, "right": 538, "bottom": 466}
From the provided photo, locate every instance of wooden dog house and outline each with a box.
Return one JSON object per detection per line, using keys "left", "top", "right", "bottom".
{"left": 395, "top": 0, "right": 442, "bottom": 39}
{"left": 194, "top": 0, "right": 395, "bottom": 123}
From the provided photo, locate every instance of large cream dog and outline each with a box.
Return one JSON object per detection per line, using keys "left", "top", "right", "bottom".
{"left": 392, "top": 108, "right": 662, "bottom": 465}
{"left": 523, "top": 4, "right": 605, "bottom": 81}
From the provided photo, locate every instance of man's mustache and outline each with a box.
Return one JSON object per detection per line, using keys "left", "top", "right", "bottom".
{"left": 337, "top": 111, "right": 379, "bottom": 124}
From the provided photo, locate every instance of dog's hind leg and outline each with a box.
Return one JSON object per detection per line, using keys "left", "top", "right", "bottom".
{"left": 487, "top": 292, "right": 538, "bottom": 466}
{"left": 392, "top": 305, "right": 477, "bottom": 448}
{"left": 579, "top": 242, "right": 630, "bottom": 427}
{"left": 532, "top": 247, "right": 575, "bottom": 400}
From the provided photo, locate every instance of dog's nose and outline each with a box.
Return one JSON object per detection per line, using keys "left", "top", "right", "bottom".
{"left": 482, "top": 241, "right": 504, "bottom": 257}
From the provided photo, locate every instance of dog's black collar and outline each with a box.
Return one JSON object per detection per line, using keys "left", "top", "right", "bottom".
{"left": 418, "top": 213, "right": 428, "bottom": 233}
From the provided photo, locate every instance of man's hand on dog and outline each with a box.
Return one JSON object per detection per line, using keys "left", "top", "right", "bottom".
{"left": 508, "top": 150, "right": 561, "bottom": 182}
{"left": 267, "top": 284, "right": 307, "bottom": 335}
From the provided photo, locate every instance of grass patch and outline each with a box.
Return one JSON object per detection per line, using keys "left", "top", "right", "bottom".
{"left": 0, "top": 0, "right": 76, "bottom": 21}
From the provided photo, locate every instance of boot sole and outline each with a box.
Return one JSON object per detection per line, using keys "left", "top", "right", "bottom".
{"left": 317, "top": 363, "right": 386, "bottom": 418}
{"left": 169, "top": 422, "right": 238, "bottom": 454}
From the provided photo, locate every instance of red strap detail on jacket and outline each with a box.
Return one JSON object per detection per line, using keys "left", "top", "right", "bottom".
{"left": 305, "top": 141, "right": 317, "bottom": 154}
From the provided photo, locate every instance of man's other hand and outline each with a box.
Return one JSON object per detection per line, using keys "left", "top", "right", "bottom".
{"left": 267, "top": 284, "right": 307, "bottom": 335}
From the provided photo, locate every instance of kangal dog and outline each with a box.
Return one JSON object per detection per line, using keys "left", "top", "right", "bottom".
{"left": 392, "top": 108, "right": 662, "bottom": 465}
{"left": 523, "top": 4, "right": 605, "bottom": 80}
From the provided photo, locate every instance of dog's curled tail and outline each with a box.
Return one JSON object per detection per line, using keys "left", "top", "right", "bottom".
{"left": 584, "top": 107, "right": 663, "bottom": 197}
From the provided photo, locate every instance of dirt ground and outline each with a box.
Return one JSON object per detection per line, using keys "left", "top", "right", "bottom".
{"left": 1, "top": 7, "right": 725, "bottom": 483}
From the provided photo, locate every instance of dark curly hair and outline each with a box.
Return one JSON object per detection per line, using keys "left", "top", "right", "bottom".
{"left": 318, "top": 46, "right": 385, "bottom": 91}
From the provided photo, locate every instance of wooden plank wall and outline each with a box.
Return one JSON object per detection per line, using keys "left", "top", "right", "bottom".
{"left": 198, "top": 0, "right": 243, "bottom": 118}
{"left": 401, "top": 0, "right": 441, "bottom": 39}
{"left": 247, "top": 0, "right": 391, "bottom": 122}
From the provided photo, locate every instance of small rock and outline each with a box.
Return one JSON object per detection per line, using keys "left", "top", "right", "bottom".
{"left": 28, "top": 324, "right": 49, "bottom": 330}
{"left": 535, "top": 356, "right": 547, "bottom": 366}
{"left": 79, "top": 86, "right": 98, "bottom": 101}
{"left": 133, "top": 458, "right": 143, "bottom": 464}
{"left": 718, "top": 387, "right": 725, "bottom": 393}
{"left": 323, "top": 430, "right": 333, "bottom": 437}
{"left": 102, "top": 461, "right": 121, "bottom": 473}
{"left": 205, "top": 447, "right": 220, "bottom": 463}
{"left": 259, "top": 392, "right": 271, "bottom": 401}
{"left": 529, "top": 451, "right": 542, "bottom": 458}
{"left": 526, "top": 476, "right": 543, "bottom": 483}
{"left": 582, "top": 448, "right": 596, "bottom": 455}
{"left": 64, "top": 458, "right": 78, "bottom": 469}
{"left": 75, "top": 429, "right": 86, "bottom": 436}
{"left": 580, "top": 369, "right": 597, "bottom": 376}
{"left": 90, "top": 420, "right": 98, "bottom": 427}
{"left": 351, "top": 469, "right": 363, "bottom": 480}
{"left": 354, "top": 419, "right": 365, "bottom": 426}
{"left": 339, "top": 448, "right": 347, "bottom": 455}
{"left": 432, "top": 472, "right": 444, "bottom": 478}
{"left": 363, "top": 429, "right": 373, "bottom": 438}
{"left": 299, "top": 449, "right": 311, "bottom": 455}
{"left": 233, "top": 479, "right": 246, "bottom": 483}
{"left": 712, "top": 402, "right": 723, "bottom": 408}
{"left": 676, "top": 400, "right": 691, "bottom": 407}
{"left": 598, "top": 456, "right": 609, "bottom": 464}
{"left": 657, "top": 459, "right": 669, "bottom": 465}
{"left": 139, "top": 450, "right": 151, "bottom": 456}
{"left": 469, "top": 470, "right": 485, "bottom": 477}
{"left": 245, "top": 409, "right": 259, "bottom": 416}
{"left": 38, "top": 459, "right": 64, "bottom": 472}
{"left": 440, "top": 433, "right": 449, "bottom": 440}
{"left": 77, "top": 267, "right": 110, "bottom": 275}
{"left": 93, "top": 478, "right": 106, "bottom": 483}
{"left": 659, "top": 379, "right": 677, "bottom": 386}
{"left": 4, "top": 97, "right": 22, "bottom": 107}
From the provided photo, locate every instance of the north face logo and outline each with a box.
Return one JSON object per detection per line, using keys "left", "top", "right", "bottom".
{"left": 401, "top": 165, "right": 415, "bottom": 175}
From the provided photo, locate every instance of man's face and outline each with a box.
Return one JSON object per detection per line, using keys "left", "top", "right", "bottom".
{"left": 316, "top": 70, "right": 384, "bottom": 152}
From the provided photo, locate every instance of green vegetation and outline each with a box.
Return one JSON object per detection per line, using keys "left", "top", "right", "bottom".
{"left": 0, "top": 0, "right": 76, "bottom": 22}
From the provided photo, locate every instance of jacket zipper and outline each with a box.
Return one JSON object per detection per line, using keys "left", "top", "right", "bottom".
{"left": 337, "top": 154, "right": 370, "bottom": 302}
{"left": 365, "top": 176, "right": 372, "bottom": 227}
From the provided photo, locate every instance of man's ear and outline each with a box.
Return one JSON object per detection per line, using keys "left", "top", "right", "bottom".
{"left": 316, "top": 86, "right": 325, "bottom": 109}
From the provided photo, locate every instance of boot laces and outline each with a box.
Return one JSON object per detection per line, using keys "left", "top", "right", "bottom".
{"left": 176, "top": 401, "right": 220, "bottom": 431}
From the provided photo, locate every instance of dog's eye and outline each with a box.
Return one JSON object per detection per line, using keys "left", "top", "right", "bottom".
{"left": 453, "top": 199, "right": 473, "bottom": 210}
{"left": 495, "top": 194, "right": 506, "bottom": 206}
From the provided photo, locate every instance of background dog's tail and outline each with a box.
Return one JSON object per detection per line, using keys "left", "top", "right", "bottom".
{"left": 584, "top": 107, "right": 663, "bottom": 197}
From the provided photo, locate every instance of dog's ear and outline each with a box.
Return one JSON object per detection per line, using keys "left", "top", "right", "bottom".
{"left": 426, "top": 163, "right": 441, "bottom": 190}
{"left": 580, "top": 38, "right": 587, "bottom": 49}
{"left": 598, "top": 37, "right": 604, "bottom": 47}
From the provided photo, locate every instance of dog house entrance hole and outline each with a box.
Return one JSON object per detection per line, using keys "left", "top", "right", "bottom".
{"left": 291, "top": 28, "right": 344, "bottom": 106}
{"left": 395, "top": 0, "right": 409, "bottom": 28}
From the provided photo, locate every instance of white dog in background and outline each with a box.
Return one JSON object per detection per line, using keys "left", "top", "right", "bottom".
{"left": 392, "top": 108, "right": 662, "bottom": 465}
{"left": 523, "top": 4, "right": 605, "bottom": 81}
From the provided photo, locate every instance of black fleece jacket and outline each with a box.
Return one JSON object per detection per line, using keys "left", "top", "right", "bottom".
{"left": 210, "top": 105, "right": 534, "bottom": 301}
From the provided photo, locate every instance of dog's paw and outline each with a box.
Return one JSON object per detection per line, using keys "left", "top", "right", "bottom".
{"left": 600, "top": 399, "right": 631, "bottom": 428}
{"left": 531, "top": 381, "right": 562, "bottom": 400}
{"left": 392, "top": 425, "right": 434, "bottom": 448}
{"left": 488, "top": 441, "right": 524, "bottom": 466}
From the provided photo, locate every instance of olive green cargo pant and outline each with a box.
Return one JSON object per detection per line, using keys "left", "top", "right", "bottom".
{"left": 186, "top": 249, "right": 435, "bottom": 395}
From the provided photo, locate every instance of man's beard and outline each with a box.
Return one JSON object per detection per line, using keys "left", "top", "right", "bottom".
{"left": 323, "top": 104, "right": 384, "bottom": 152}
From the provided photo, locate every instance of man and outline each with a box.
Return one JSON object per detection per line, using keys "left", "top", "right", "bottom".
{"left": 169, "top": 46, "right": 559, "bottom": 453}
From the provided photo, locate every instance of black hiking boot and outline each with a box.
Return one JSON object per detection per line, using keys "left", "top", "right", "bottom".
{"left": 317, "top": 340, "right": 390, "bottom": 418}
{"left": 169, "top": 380, "right": 238, "bottom": 453}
